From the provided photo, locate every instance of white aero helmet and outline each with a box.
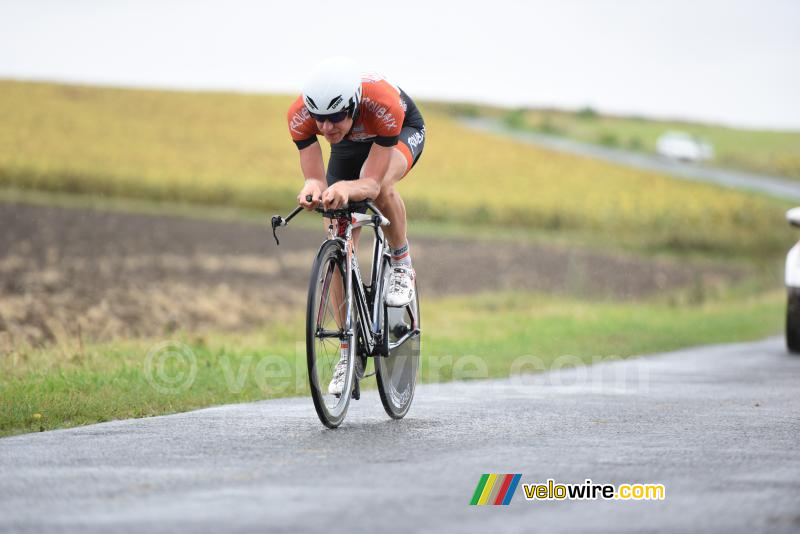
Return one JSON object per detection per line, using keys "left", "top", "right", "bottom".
{"left": 302, "top": 56, "right": 362, "bottom": 119}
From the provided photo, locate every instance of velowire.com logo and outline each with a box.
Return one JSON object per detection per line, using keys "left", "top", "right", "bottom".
{"left": 471, "top": 475, "right": 667, "bottom": 504}
{"left": 470, "top": 474, "right": 522, "bottom": 505}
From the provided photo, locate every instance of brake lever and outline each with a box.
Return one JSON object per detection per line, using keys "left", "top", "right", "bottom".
{"left": 271, "top": 215, "right": 285, "bottom": 245}
{"left": 271, "top": 195, "right": 313, "bottom": 246}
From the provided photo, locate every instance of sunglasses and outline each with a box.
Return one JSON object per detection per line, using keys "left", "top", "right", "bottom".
{"left": 308, "top": 109, "right": 350, "bottom": 124}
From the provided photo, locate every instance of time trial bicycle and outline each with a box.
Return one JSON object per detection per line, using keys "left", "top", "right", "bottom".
{"left": 271, "top": 197, "right": 421, "bottom": 428}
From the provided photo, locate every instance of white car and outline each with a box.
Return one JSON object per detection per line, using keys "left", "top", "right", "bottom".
{"left": 656, "top": 131, "right": 714, "bottom": 163}
{"left": 785, "top": 207, "right": 800, "bottom": 352}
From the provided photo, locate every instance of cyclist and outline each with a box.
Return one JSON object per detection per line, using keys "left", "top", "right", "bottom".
{"left": 287, "top": 56, "right": 425, "bottom": 396}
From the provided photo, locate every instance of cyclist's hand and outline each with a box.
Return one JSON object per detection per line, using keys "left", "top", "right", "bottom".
{"left": 298, "top": 181, "right": 323, "bottom": 210}
{"left": 322, "top": 182, "right": 349, "bottom": 210}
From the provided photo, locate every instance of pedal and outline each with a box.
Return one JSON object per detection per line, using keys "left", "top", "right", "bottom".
{"left": 351, "top": 379, "right": 361, "bottom": 400}
{"left": 392, "top": 323, "right": 410, "bottom": 338}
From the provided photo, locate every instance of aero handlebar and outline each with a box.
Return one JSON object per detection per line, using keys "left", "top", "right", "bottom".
{"left": 271, "top": 195, "right": 388, "bottom": 246}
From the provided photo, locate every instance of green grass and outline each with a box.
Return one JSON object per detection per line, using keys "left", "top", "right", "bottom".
{"left": 0, "top": 80, "right": 795, "bottom": 260}
{"left": 1, "top": 290, "right": 784, "bottom": 437}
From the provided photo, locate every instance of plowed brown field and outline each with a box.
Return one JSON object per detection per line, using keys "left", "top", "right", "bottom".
{"left": 0, "top": 202, "right": 743, "bottom": 350}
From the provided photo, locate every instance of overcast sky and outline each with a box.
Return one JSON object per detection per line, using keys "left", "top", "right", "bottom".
{"left": 1, "top": 0, "right": 798, "bottom": 129}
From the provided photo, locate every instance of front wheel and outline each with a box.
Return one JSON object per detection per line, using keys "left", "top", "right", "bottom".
{"left": 307, "top": 240, "right": 356, "bottom": 428}
{"left": 376, "top": 264, "right": 421, "bottom": 419}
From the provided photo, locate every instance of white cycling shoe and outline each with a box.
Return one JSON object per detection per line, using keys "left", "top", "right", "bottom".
{"left": 386, "top": 266, "right": 415, "bottom": 308}
{"left": 327, "top": 353, "right": 364, "bottom": 397}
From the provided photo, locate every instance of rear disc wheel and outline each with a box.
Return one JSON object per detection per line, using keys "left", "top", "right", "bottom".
{"left": 376, "top": 264, "right": 420, "bottom": 419}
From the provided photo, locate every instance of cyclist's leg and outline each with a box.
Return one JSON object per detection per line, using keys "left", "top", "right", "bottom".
{"left": 372, "top": 123, "right": 426, "bottom": 251}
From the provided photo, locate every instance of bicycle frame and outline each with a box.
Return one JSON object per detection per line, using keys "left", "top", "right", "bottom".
{"left": 331, "top": 211, "right": 389, "bottom": 358}
{"left": 328, "top": 210, "right": 419, "bottom": 357}
{"left": 273, "top": 201, "right": 419, "bottom": 357}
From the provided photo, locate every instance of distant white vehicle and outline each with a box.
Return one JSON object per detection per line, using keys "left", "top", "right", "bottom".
{"left": 785, "top": 207, "right": 800, "bottom": 353}
{"left": 656, "top": 131, "right": 714, "bottom": 163}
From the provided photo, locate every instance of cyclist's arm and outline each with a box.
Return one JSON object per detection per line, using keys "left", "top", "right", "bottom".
{"left": 298, "top": 141, "right": 325, "bottom": 185}
{"left": 297, "top": 141, "right": 326, "bottom": 207}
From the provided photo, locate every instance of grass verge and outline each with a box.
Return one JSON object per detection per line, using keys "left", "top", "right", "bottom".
{"left": 437, "top": 102, "right": 800, "bottom": 180}
{"left": 0, "top": 290, "right": 784, "bottom": 437}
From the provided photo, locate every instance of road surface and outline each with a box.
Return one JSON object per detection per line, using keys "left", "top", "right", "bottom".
{"left": 1, "top": 337, "right": 799, "bottom": 533}
{"left": 461, "top": 117, "right": 800, "bottom": 201}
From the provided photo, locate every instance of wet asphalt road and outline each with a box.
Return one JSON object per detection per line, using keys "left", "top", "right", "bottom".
{"left": 1, "top": 337, "right": 799, "bottom": 533}
{"left": 462, "top": 117, "right": 800, "bottom": 201}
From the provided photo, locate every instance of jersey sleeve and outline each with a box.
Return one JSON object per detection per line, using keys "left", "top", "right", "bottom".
{"left": 286, "top": 95, "right": 319, "bottom": 149}
{"left": 364, "top": 81, "right": 406, "bottom": 147}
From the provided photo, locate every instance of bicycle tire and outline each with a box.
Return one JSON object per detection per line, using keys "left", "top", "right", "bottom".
{"left": 307, "top": 240, "right": 356, "bottom": 428}
{"left": 376, "top": 260, "right": 421, "bottom": 419}
{"left": 787, "top": 289, "right": 800, "bottom": 354}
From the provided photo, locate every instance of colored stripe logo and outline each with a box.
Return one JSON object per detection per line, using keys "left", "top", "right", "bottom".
{"left": 470, "top": 474, "right": 522, "bottom": 505}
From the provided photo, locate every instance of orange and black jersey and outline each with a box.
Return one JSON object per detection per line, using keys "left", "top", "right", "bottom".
{"left": 287, "top": 74, "right": 422, "bottom": 149}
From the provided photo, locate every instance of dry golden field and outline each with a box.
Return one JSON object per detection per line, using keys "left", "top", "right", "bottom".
{"left": 0, "top": 80, "right": 793, "bottom": 256}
